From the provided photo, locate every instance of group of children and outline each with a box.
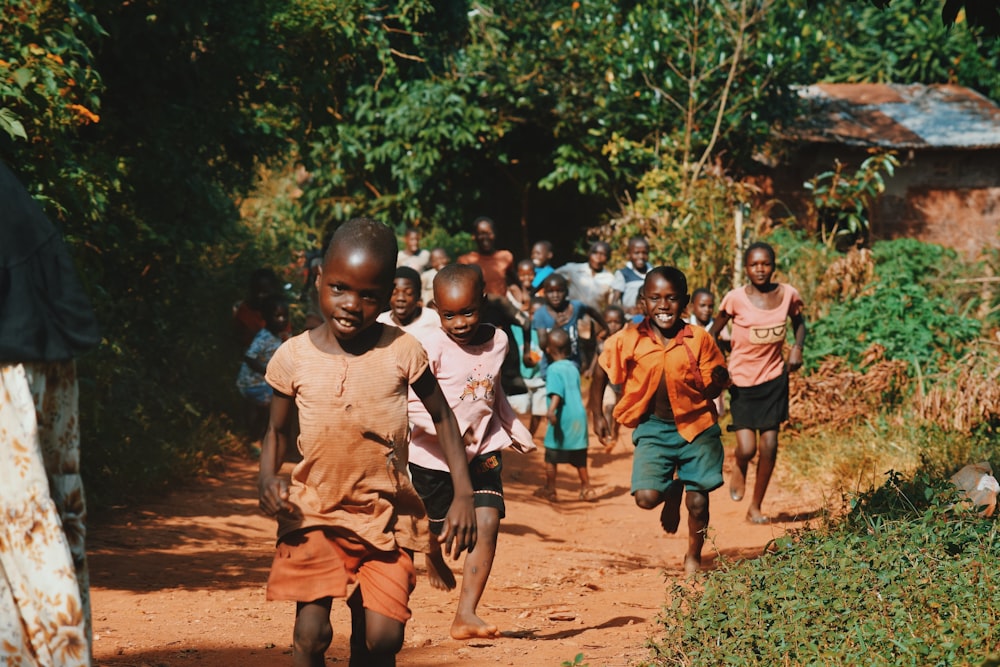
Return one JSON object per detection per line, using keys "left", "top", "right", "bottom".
{"left": 242, "top": 218, "right": 806, "bottom": 666}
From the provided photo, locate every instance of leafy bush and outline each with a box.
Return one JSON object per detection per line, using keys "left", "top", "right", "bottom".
{"left": 649, "top": 473, "right": 1000, "bottom": 666}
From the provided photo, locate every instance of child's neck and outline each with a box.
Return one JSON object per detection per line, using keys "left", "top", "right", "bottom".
{"left": 548, "top": 300, "right": 569, "bottom": 314}
{"left": 394, "top": 306, "right": 421, "bottom": 326}
{"left": 748, "top": 281, "right": 777, "bottom": 294}
{"left": 548, "top": 353, "right": 568, "bottom": 363}
{"left": 312, "top": 322, "right": 382, "bottom": 356}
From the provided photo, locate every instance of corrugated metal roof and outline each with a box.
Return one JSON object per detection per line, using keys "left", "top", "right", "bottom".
{"left": 788, "top": 83, "right": 1000, "bottom": 150}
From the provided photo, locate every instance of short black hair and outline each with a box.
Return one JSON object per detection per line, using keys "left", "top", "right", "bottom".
{"left": 547, "top": 327, "right": 572, "bottom": 354}
{"left": 744, "top": 241, "right": 776, "bottom": 265}
{"left": 324, "top": 218, "right": 397, "bottom": 283}
{"left": 394, "top": 266, "right": 421, "bottom": 291}
{"left": 645, "top": 266, "right": 688, "bottom": 296}
{"left": 603, "top": 304, "right": 625, "bottom": 320}
{"left": 434, "top": 263, "right": 485, "bottom": 295}
{"left": 589, "top": 241, "right": 611, "bottom": 255}
{"left": 691, "top": 287, "right": 714, "bottom": 301}
{"left": 542, "top": 272, "right": 568, "bottom": 290}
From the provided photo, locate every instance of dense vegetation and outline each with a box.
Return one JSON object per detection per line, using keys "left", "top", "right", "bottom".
{"left": 1, "top": 1, "right": 998, "bottom": 508}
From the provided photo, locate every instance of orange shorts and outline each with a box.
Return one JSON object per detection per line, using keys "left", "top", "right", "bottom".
{"left": 267, "top": 527, "right": 416, "bottom": 624}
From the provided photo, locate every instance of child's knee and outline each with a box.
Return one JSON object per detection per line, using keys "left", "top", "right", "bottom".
{"left": 294, "top": 614, "right": 333, "bottom": 656}
{"left": 685, "top": 490, "right": 708, "bottom": 515}
{"left": 634, "top": 489, "right": 660, "bottom": 509}
{"left": 366, "top": 624, "right": 405, "bottom": 656}
{"left": 476, "top": 507, "right": 501, "bottom": 542}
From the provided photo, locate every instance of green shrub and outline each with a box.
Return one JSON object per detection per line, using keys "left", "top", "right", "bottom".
{"left": 649, "top": 473, "right": 999, "bottom": 666}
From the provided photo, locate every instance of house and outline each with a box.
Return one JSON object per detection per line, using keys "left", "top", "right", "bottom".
{"left": 771, "top": 83, "right": 1000, "bottom": 259}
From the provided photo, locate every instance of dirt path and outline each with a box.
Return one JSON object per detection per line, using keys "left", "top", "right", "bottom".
{"left": 89, "top": 431, "right": 823, "bottom": 667}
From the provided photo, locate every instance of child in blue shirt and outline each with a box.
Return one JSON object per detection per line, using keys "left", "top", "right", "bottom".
{"left": 538, "top": 328, "right": 596, "bottom": 502}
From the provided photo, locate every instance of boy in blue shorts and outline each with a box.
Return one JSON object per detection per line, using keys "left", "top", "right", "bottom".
{"left": 590, "top": 266, "right": 729, "bottom": 575}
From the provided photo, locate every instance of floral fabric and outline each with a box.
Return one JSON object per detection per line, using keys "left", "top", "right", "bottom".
{"left": 0, "top": 361, "right": 90, "bottom": 666}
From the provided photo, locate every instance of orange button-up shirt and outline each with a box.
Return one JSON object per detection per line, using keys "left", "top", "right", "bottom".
{"left": 598, "top": 320, "right": 726, "bottom": 442}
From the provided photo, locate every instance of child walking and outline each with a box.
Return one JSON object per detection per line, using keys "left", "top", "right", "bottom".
{"left": 258, "top": 218, "right": 477, "bottom": 667}
{"left": 407, "top": 264, "right": 536, "bottom": 640}
{"left": 539, "top": 328, "right": 597, "bottom": 502}
{"left": 590, "top": 267, "right": 730, "bottom": 575}
{"left": 709, "top": 241, "right": 806, "bottom": 525}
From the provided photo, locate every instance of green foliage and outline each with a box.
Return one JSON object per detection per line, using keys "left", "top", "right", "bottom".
{"left": 561, "top": 654, "right": 589, "bottom": 667}
{"left": 650, "top": 473, "right": 1000, "bottom": 666}
{"left": 804, "top": 0, "right": 1000, "bottom": 102}
{"left": 804, "top": 239, "right": 982, "bottom": 373}
{"left": 804, "top": 152, "right": 899, "bottom": 249}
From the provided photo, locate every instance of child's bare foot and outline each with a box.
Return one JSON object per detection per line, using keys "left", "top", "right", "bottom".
{"left": 659, "top": 482, "right": 684, "bottom": 534}
{"left": 426, "top": 550, "right": 457, "bottom": 590}
{"left": 683, "top": 553, "right": 701, "bottom": 576}
{"left": 579, "top": 485, "right": 599, "bottom": 502}
{"left": 533, "top": 486, "right": 557, "bottom": 502}
{"left": 729, "top": 466, "right": 746, "bottom": 501}
{"left": 450, "top": 614, "right": 500, "bottom": 640}
{"left": 746, "top": 509, "right": 770, "bottom": 525}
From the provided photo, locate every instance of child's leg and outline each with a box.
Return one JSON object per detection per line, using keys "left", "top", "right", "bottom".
{"left": 425, "top": 542, "right": 457, "bottom": 591}
{"left": 529, "top": 414, "right": 541, "bottom": 436}
{"left": 451, "top": 506, "right": 502, "bottom": 640}
{"left": 292, "top": 598, "right": 334, "bottom": 667}
{"left": 347, "top": 588, "right": 405, "bottom": 667}
{"left": 575, "top": 464, "right": 598, "bottom": 501}
{"left": 684, "top": 489, "right": 709, "bottom": 575}
{"left": 544, "top": 461, "right": 558, "bottom": 491}
{"left": 746, "top": 428, "right": 779, "bottom": 523}
{"left": 729, "top": 428, "right": 758, "bottom": 501}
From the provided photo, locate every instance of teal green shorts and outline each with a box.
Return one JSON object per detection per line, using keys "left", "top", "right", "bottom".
{"left": 631, "top": 417, "right": 724, "bottom": 494}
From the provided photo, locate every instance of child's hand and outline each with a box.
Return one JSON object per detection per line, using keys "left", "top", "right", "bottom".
{"left": 546, "top": 410, "right": 558, "bottom": 426}
{"left": 439, "top": 494, "right": 477, "bottom": 559}
{"left": 592, "top": 412, "right": 611, "bottom": 441}
{"left": 258, "top": 475, "right": 297, "bottom": 517}
{"left": 710, "top": 365, "right": 730, "bottom": 387}
{"left": 788, "top": 344, "right": 804, "bottom": 372}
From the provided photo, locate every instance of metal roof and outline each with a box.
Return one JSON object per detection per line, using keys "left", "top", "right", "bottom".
{"left": 788, "top": 83, "right": 1000, "bottom": 150}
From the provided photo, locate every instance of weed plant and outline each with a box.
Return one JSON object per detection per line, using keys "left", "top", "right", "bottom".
{"left": 649, "top": 474, "right": 999, "bottom": 666}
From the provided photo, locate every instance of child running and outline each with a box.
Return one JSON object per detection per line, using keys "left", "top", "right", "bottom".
{"left": 258, "top": 218, "right": 477, "bottom": 667}
{"left": 539, "top": 328, "right": 596, "bottom": 502}
{"left": 591, "top": 304, "right": 626, "bottom": 450}
{"left": 406, "top": 264, "right": 536, "bottom": 640}
{"left": 590, "top": 267, "right": 730, "bottom": 575}
{"left": 709, "top": 241, "right": 806, "bottom": 525}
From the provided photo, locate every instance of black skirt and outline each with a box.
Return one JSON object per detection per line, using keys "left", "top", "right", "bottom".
{"left": 728, "top": 370, "right": 789, "bottom": 432}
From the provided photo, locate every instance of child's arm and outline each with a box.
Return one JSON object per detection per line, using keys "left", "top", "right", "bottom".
{"left": 581, "top": 304, "right": 608, "bottom": 337}
{"left": 588, "top": 362, "right": 612, "bottom": 440}
{"left": 787, "top": 312, "right": 807, "bottom": 372}
{"left": 708, "top": 311, "right": 731, "bottom": 341}
{"left": 546, "top": 393, "right": 562, "bottom": 426}
{"left": 411, "top": 368, "right": 477, "bottom": 559}
{"left": 258, "top": 391, "right": 296, "bottom": 517}
{"left": 243, "top": 354, "right": 268, "bottom": 376}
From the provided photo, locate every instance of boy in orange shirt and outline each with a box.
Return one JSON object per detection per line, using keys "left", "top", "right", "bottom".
{"left": 590, "top": 266, "right": 729, "bottom": 575}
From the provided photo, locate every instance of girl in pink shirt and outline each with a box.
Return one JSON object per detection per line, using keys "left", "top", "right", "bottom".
{"left": 710, "top": 242, "right": 806, "bottom": 525}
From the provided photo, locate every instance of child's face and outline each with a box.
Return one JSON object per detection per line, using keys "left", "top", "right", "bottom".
{"left": 628, "top": 240, "right": 650, "bottom": 272}
{"left": 604, "top": 309, "right": 625, "bottom": 335}
{"left": 266, "top": 305, "right": 290, "bottom": 334}
{"left": 316, "top": 245, "right": 391, "bottom": 341}
{"left": 641, "top": 274, "right": 686, "bottom": 334}
{"left": 691, "top": 293, "right": 715, "bottom": 325}
{"left": 435, "top": 279, "right": 483, "bottom": 345}
{"left": 745, "top": 248, "right": 775, "bottom": 288}
{"left": 389, "top": 277, "right": 420, "bottom": 323}
{"left": 474, "top": 221, "right": 496, "bottom": 253}
{"left": 404, "top": 230, "right": 421, "bottom": 254}
{"left": 531, "top": 243, "right": 552, "bottom": 268}
{"left": 517, "top": 261, "right": 536, "bottom": 290}
{"left": 543, "top": 277, "right": 569, "bottom": 310}
{"left": 588, "top": 244, "right": 609, "bottom": 272}
{"left": 430, "top": 249, "right": 449, "bottom": 270}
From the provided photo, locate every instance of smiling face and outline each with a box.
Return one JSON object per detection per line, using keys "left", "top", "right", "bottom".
{"left": 628, "top": 239, "right": 650, "bottom": 272}
{"left": 389, "top": 276, "right": 421, "bottom": 324}
{"left": 404, "top": 229, "right": 421, "bottom": 254}
{"left": 531, "top": 241, "right": 552, "bottom": 268}
{"left": 516, "top": 259, "right": 536, "bottom": 291}
{"left": 434, "top": 276, "right": 483, "bottom": 345}
{"left": 745, "top": 247, "right": 775, "bottom": 289}
{"left": 640, "top": 272, "right": 687, "bottom": 336}
{"left": 316, "top": 243, "right": 392, "bottom": 342}
{"left": 473, "top": 220, "right": 496, "bottom": 254}
{"left": 691, "top": 292, "right": 715, "bottom": 326}
{"left": 603, "top": 307, "right": 625, "bottom": 335}
{"left": 429, "top": 248, "right": 450, "bottom": 270}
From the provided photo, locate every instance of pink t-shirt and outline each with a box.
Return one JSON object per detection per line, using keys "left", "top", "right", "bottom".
{"left": 408, "top": 325, "right": 535, "bottom": 471}
{"left": 719, "top": 283, "right": 803, "bottom": 388}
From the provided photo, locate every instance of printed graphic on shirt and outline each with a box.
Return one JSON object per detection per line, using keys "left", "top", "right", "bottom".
{"left": 459, "top": 374, "right": 495, "bottom": 401}
{"left": 749, "top": 322, "right": 786, "bottom": 345}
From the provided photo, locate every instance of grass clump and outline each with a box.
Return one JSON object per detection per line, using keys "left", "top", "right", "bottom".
{"left": 647, "top": 473, "right": 999, "bottom": 666}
